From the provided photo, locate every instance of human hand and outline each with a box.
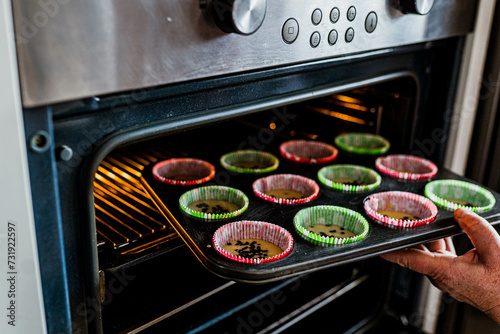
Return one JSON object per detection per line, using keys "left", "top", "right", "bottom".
{"left": 380, "top": 208, "right": 500, "bottom": 324}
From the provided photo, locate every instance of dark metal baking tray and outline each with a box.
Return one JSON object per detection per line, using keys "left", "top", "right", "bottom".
{"left": 141, "top": 147, "right": 500, "bottom": 284}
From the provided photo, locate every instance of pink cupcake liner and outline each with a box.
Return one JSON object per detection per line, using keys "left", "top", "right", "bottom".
{"left": 212, "top": 221, "right": 294, "bottom": 264}
{"left": 375, "top": 155, "right": 438, "bottom": 181}
{"left": 153, "top": 158, "right": 216, "bottom": 186}
{"left": 252, "top": 174, "right": 320, "bottom": 204}
{"left": 363, "top": 191, "right": 438, "bottom": 228}
{"left": 280, "top": 140, "right": 338, "bottom": 164}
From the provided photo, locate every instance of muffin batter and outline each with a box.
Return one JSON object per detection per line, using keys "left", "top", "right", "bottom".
{"left": 264, "top": 189, "right": 307, "bottom": 199}
{"left": 169, "top": 175, "right": 203, "bottom": 181}
{"left": 443, "top": 198, "right": 477, "bottom": 207}
{"left": 188, "top": 200, "right": 241, "bottom": 214}
{"left": 305, "top": 224, "right": 356, "bottom": 238}
{"left": 223, "top": 239, "right": 283, "bottom": 259}
{"left": 232, "top": 161, "right": 270, "bottom": 169}
{"left": 329, "top": 177, "right": 368, "bottom": 186}
{"left": 378, "top": 210, "right": 421, "bottom": 221}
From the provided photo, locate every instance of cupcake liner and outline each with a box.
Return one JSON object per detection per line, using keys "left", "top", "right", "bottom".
{"left": 425, "top": 179, "right": 496, "bottom": 213}
{"left": 212, "top": 221, "right": 294, "bottom": 264}
{"left": 294, "top": 205, "right": 369, "bottom": 246}
{"left": 279, "top": 140, "right": 338, "bottom": 164}
{"left": 375, "top": 155, "right": 438, "bottom": 180}
{"left": 153, "top": 158, "right": 215, "bottom": 186}
{"left": 363, "top": 191, "right": 438, "bottom": 228}
{"left": 252, "top": 174, "right": 320, "bottom": 205}
{"left": 334, "top": 133, "right": 390, "bottom": 155}
{"left": 179, "top": 186, "right": 249, "bottom": 220}
{"left": 220, "top": 150, "right": 279, "bottom": 174}
{"left": 317, "top": 164, "right": 381, "bottom": 192}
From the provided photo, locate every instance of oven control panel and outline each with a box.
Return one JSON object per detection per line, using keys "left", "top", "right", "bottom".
{"left": 207, "top": 0, "right": 435, "bottom": 44}
{"left": 13, "top": 0, "right": 476, "bottom": 107}
{"left": 279, "top": 6, "right": 376, "bottom": 48}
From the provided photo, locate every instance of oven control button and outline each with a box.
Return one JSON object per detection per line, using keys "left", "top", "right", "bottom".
{"left": 212, "top": 0, "right": 267, "bottom": 35}
{"left": 311, "top": 8, "right": 323, "bottom": 25}
{"left": 282, "top": 18, "right": 299, "bottom": 44}
{"left": 328, "top": 30, "right": 338, "bottom": 45}
{"left": 310, "top": 31, "right": 321, "bottom": 48}
{"left": 347, "top": 6, "right": 356, "bottom": 21}
{"left": 390, "top": 0, "right": 434, "bottom": 15}
{"left": 345, "top": 28, "right": 355, "bottom": 43}
{"left": 330, "top": 7, "right": 340, "bottom": 23}
{"left": 365, "top": 12, "right": 378, "bottom": 33}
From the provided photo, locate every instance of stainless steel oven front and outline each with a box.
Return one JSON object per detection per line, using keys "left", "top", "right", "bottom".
{"left": 2, "top": 0, "right": 496, "bottom": 333}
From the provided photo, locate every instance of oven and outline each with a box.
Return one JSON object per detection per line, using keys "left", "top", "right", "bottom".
{"left": 2, "top": 0, "right": 499, "bottom": 333}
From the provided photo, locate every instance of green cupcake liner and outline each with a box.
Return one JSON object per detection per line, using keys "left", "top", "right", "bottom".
{"left": 424, "top": 179, "right": 496, "bottom": 213}
{"left": 317, "top": 164, "right": 381, "bottom": 192}
{"left": 179, "top": 186, "right": 249, "bottom": 220}
{"left": 294, "top": 205, "right": 369, "bottom": 246}
{"left": 220, "top": 150, "right": 279, "bottom": 174}
{"left": 334, "top": 133, "right": 390, "bottom": 155}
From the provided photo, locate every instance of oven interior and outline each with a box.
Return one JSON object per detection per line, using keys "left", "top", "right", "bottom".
{"left": 95, "top": 78, "right": 431, "bottom": 333}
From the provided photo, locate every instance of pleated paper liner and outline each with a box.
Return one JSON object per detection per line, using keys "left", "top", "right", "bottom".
{"left": 179, "top": 186, "right": 249, "bottom": 220}
{"left": 317, "top": 164, "right": 381, "bottom": 192}
{"left": 425, "top": 179, "right": 496, "bottom": 213}
{"left": 220, "top": 150, "right": 279, "bottom": 174}
{"left": 212, "top": 221, "right": 294, "bottom": 264}
{"left": 334, "top": 133, "right": 390, "bottom": 155}
{"left": 279, "top": 140, "right": 338, "bottom": 164}
{"left": 153, "top": 158, "right": 215, "bottom": 186}
{"left": 363, "top": 191, "right": 438, "bottom": 228}
{"left": 375, "top": 154, "right": 438, "bottom": 181}
{"left": 252, "top": 173, "right": 320, "bottom": 205}
{"left": 294, "top": 205, "right": 369, "bottom": 246}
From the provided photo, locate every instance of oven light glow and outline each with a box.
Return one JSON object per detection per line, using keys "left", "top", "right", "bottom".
{"left": 332, "top": 94, "right": 363, "bottom": 105}
{"left": 121, "top": 172, "right": 132, "bottom": 180}
{"left": 332, "top": 101, "right": 369, "bottom": 112}
{"left": 100, "top": 164, "right": 134, "bottom": 181}
{"left": 106, "top": 171, "right": 116, "bottom": 179}
{"left": 269, "top": 123, "right": 277, "bottom": 130}
{"left": 332, "top": 112, "right": 367, "bottom": 124}
{"left": 306, "top": 106, "right": 367, "bottom": 125}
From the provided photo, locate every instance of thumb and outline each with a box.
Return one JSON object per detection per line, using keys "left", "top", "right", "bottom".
{"left": 454, "top": 208, "right": 500, "bottom": 263}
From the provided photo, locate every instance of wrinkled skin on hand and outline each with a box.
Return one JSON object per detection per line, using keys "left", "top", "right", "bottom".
{"left": 380, "top": 208, "right": 500, "bottom": 324}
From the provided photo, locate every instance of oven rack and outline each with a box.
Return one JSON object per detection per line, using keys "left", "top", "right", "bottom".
{"left": 94, "top": 144, "right": 187, "bottom": 269}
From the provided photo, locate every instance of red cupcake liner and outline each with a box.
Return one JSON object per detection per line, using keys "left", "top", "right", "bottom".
{"left": 375, "top": 155, "right": 438, "bottom": 181}
{"left": 152, "top": 158, "right": 216, "bottom": 186}
{"left": 279, "top": 140, "right": 338, "bottom": 164}
{"left": 252, "top": 174, "right": 320, "bottom": 205}
{"left": 212, "top": 221, "right": 294, "bottom": 264}
{"left": 363, "top": 191, "right": 438, "bottom": 228}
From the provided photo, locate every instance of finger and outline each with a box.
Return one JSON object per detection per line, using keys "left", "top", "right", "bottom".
{"left": 380, "top": 247, "right": 452, "bottom": 278}
{"left": 414, "top": 244, "right": 427, "bottom": 251}
{"left": 454, "top": 208, "right": 500, "bottom": 261}
{"left": 427, "top": 239, "right": 446, "bottom": 252}
{"left": 444, "top": 237, "right": 456, "bottom": 255}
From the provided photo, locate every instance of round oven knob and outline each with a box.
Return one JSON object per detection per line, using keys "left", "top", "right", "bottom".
{"left": 212, "top": 0, "right": 267, "bottom": 35}
{"left": 390, "top": 0, "right": 434, "bottom": 15}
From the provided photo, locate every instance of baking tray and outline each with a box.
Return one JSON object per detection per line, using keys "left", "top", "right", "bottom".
{"left": 141, "top": 144, "right": 500, "bottom": 284}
